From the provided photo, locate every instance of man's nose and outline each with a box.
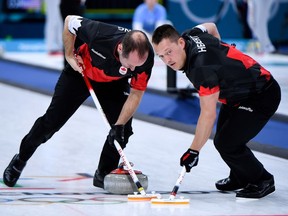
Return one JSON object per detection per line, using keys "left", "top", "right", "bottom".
{"left": 164, "top": 56, "right": 171, "bottom": 64}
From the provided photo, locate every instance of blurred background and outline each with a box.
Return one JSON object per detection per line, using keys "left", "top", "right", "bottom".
{"left": 0, "top": 0, "right": 287, "bottom": 45}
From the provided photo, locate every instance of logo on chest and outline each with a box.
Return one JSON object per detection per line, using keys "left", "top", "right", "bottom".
{"left": 119, "top": 66, "right": 128, "bottom": 75}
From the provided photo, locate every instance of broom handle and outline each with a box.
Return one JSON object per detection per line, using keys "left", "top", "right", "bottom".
{"left": 82, "top": 73, "right": 146, "bottom": 196}
{"left": 169, "top": 166, "right": 186, "bottom": 200}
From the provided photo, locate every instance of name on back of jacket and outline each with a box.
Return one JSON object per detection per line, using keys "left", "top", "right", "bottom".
{"left": 191, "top": 36, "right": 207, "bottom": 53}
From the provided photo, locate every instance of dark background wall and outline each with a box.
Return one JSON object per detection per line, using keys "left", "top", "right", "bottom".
{"left": 0, "top": 0, "right": 287, "bottom": 44}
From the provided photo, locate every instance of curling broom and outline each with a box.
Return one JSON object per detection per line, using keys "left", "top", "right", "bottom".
{"left": 82, "top": 70, "right": 160, "bottom": 201}
{"left": 151, "top": 166, "right": 190, "bottom": 205}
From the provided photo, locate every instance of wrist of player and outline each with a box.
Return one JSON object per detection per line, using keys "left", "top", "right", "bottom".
{"left": 107, "top": 124, "right": 125, "bottom": 147}
{"left": 180, "top": 148, "right": 199, "bottom": 172}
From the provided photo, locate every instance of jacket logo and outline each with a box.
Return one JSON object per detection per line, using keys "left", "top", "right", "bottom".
{"left": 119, "top": 66, "right": 128, "bottom": 75}
{"left": 91, "top": 49, "right": 106, "bottom": 59}
{"left": 118, "top": 27, "right": 130, "bottom": 32}
{"left": 238, "top": 106, "right": 253, "bottom": 112}
{"left": 189, "top": 35, "right": 207, "bottom": 53}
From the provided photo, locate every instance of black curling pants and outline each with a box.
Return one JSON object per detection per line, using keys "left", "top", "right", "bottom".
{"left": 18, "top": 65, "right": 133, "bottom": 175}
{"left": 214, "top": 78, "right": 281, "bottom": 185}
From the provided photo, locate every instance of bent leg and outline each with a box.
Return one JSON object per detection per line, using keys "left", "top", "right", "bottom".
{"left": 19, "top": 67, "right": 89, "bottom": 161}
{"left": 214, "top": 81, "right": 280, "bottom": 185}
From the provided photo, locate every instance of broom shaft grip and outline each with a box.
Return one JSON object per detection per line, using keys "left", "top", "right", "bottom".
{"left": 169, "top": 166, "right": 186, "bottom": 199}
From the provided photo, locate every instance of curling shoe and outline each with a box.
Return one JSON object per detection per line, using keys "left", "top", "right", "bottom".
{"left": 215, "top": 177, "right": 245, "bottom": 191}
{"left": 93, "top": 169, "right": 104, "bottom": 189}
{"left": 3, "top": 154, "right": 26, "bottom": 187}
{"left": 236, "top": 176, "right": 275, "bottom": 199}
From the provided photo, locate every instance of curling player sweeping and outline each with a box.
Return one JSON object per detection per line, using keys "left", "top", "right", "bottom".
{"left": 151, "top": 21, "right": 280, "bottom": 199}
{"left": 3, "top": 15, "right": 156, "bottom": 193}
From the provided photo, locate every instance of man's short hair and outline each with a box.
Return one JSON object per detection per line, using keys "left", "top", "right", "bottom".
{"left": 122, "top": 30, "right": 150, "bottom": 59}
{"left": 152, "top": 24, "right": 180, "bottom": 45}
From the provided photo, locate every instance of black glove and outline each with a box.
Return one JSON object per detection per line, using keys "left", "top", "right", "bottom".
{"left": 180, "top": 149, "right": 199, "bottom": 172}
{"left": 107, "top": 124, "right": 125, "bottom": 147}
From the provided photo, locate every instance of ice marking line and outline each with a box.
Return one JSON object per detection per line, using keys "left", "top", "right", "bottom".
{"left": 19, "top": 197, "right": 84, "bottom": 204}
{"left": 0, "top": 195, "right": 128, "bottom": 205}
{"left": 59, "top": 173, "right": 93, "bottom": 182}
{"left": 59, "top": 177, "right": 90, "bottom": 182}
{"left": 0, "top": 179, "right": 33, "bottom": 188}
{"left": 0, "top": 198, "right": 13, "bottom": 203}
{"left": 0, "top": 188, "right": 55, "bottom": 190}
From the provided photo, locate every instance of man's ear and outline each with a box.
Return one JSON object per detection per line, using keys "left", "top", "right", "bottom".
{"left": 117, "top": 43, "right": 123, "bottom": 53}
{"left": 178, "top": 37, "right": 186, "bottom": 49}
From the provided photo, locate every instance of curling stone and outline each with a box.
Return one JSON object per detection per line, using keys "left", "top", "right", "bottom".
{"left": 104, "top": 167, "right": 148, "bottom": 195}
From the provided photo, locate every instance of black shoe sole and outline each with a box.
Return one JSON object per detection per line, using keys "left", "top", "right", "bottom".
{"left": 215, "top": 177, "right": 244, "bottom": 191}
{"left": 3, "top": 168, "right": 18, "bottom": 187}
{"left": 93, "top": 169, "right": 104, "bottom": 189}
{"left": 216, "top": 184, "right": 244, "bottom": 191}
{"left": 3, "top": 154, "right": 23, "bottom": 187}
{"left": 236, "top": 185, "right": 275, "bottom": 199}
{"left": 93, "top": 179, "right": 104, "bottom": 189}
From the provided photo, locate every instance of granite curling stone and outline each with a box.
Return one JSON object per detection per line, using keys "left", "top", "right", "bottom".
{"left": 104, "top": 168, "right": 148, "bottom": 194}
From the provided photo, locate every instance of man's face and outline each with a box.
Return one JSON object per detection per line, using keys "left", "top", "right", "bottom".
{"left": 119, "top": 49, "right": 147, "bottom": 71}
{"left": 145, "top": 0, "right": 157, "bottom": 9}
{"left": 153, "top": 38, "right": 186, "bottom": 71}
